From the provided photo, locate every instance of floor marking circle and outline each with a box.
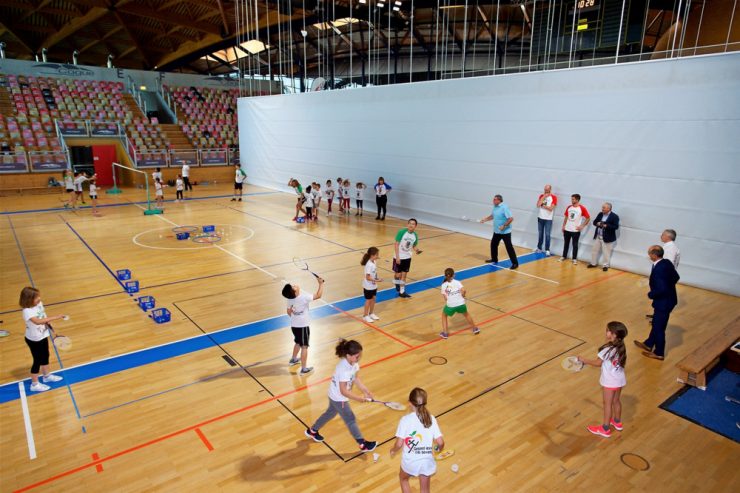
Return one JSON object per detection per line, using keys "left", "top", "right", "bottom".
{"left": 429, "top": 356, "right": 448, "bottom": 365}
{"left": 620, "top": 453, "right": 650, "bottom": 471}
{"left": 132, "top": 224, "right": 254, "bottom": 250}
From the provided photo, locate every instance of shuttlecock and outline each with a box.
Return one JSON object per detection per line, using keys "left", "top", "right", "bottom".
{"left": 451, "top": 464, "right": 459, "bottom": 473}
{"left": 62, "top": 315, "right": 70, "bottom": 321}
{"left": 373, "top": 453, "right": 380, "bottom": 463}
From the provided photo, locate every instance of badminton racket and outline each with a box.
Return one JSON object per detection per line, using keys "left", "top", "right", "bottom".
{"left": 435, "top": 449, "right": 455, "bottom": 460}
{"left": 369, "top": 399, "right": 406, "bottom": 411}
{"left": 460, "top": 216, "right": 483, "bottom": 223}
{"left": 53, "top": 335, "right": 72, "bottom": 350}
{"left": 293, "top": 256, "right": 322, "bottom": 280}
{"left": 561, "top": 356, "right": 584, "bottom": 372}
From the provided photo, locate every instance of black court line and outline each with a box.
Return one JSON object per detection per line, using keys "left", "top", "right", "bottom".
{"left": 343, "top": 340, "right": 587, "bottom": 462}
{"left": 171, "top": 302, "right": 346, "bottom": 461}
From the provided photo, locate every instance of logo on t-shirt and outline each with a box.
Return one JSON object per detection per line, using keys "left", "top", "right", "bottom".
{"left": 404, "top": 430, "right": 423, "bottom": 453}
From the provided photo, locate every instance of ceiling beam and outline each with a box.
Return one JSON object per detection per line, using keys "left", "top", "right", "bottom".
{"left": 116, "top": 3, "right": 222, "bottom": 36}
{"left": 38, "top": 6, "right": 109, "bottom": 51}
{"left": 113, "top": 11, "right": 152, "bottom": 68}
{"left": 216, "top": 0, "right": 230, "bottom": 36}
{"left": 0, "top": 20, "right": 36, "bottom": 55}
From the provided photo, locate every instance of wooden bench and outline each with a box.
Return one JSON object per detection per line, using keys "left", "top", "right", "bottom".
{"left": 676, "top": 316, "right": 740, "bottom": 390}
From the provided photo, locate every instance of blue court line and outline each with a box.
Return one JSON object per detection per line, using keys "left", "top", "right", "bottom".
{"left": 0, "top": 252, "right": 546, "bottom": 405}
{"left": 0, "top": 191, "right": 279, "bottom": 215}
{"left": 7, "top": 216, "right": 35, "bottom": 287}
{"left": 64, "top": 220, "right": 128, "bottom": 292}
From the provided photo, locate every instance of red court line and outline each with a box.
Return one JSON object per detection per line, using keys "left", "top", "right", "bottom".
{"left": 195, "top": 428, "right": 214, "bottom": 451}
{"left": 14, "top": 271, "right": 623, "bottom": 492}
{"left": 326, "top": 302, "right": 414, "bottom": 348}
{"left": 91, "top": 453, "right": 103, "bottom": 473}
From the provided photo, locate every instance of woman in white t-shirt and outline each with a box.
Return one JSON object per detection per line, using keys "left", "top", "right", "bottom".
{"left": 305, "top": 339, "right": 378, "bottom": 453}
{"left": 390, "top": 387, "right": 444, "bottom": 492}
{"left": 361, "top": 247, "right": 382, "bottom": 323}
{"left": 439, "top": 268, "right": 480, "bottom": 339}
{"left": 578, "top": 321, "right": 628, "bottom": 438}
{"left": 19, "top": 287, "right": 67, "bottom": 392}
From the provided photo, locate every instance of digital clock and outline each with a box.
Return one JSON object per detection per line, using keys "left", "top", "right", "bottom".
{"left": 577, "top": 0, "right": 598, "bottom": 9}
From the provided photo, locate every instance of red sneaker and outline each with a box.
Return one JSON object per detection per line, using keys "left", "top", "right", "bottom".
{"left": 587, "top": 425, "right": 611, "bottom": 438}
{"left": 610, "top": 418, "right": 623, "bottom": 431}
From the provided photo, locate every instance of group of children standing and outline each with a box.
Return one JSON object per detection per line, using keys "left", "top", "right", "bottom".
{"left": 288, "top": 177, "right": 373, "bottom": 222}
{"left": 63, "top": 169, "right": 100, "bottom": 215}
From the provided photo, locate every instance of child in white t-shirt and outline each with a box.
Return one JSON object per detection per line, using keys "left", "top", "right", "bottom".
{"left": 154, "top": 177, "right": 166, "bottom": 209}
{"left": 152, "top": 167, "right": 163, "bottom": 184}
{"left": 282, "top": 276, "right": 324, "bottom": 374}
{"left": 578, "top": 321, "right": 628, "bottom": 438}
{"left": 336, "top": 177, "right": 344, "bottom": 213}
{"left": 439, "top": 268, "right": 480, "bottom": 339}
{"left": 361, "top": 247, "right": 382, "bottom": 323}
{"left": 303, "top": 185, "right": 315, "bottom": 222}
{"left": 390, "top": 387, "right": 444, "bottom": 491}
{"left": 63, "top": 169, "right": 74, "bottom": 208}
{"left": 305, "top": 339, "right": 377, "bottom": 453}
{"left": 89, "top": 178, "right": 100, "bottom": 216}
{"left": 311, "top": 182, "right": 321, "bottom": 221}
{"left": 324, "top": 180, "right": 335, "bottom": 216}
{"left": 175, "top": 174, "right": 184, "bottom": 202}
{"left": 341, "top": 179, "right": 351, "bottom": 215}
{"left": 354, "top": 182, "right": 366, "bottom": 216}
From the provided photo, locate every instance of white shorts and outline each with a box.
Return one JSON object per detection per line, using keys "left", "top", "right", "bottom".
{"left": 401, "top": 459, "right": 437, "bottom": 477}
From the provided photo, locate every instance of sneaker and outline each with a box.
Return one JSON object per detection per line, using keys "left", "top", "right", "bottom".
{"left": 42, "top": 374, "right": 63, "bottom": 383}
{"left": 288, "top": 357, "right": 301, "bottom": 366}
{"left": 300, "top": 367, "right": 314, "bottom": 375}
{"left": 472, "top": 327, "right": 480, "bottom": 335}
{"left": 30, "top": 382, "right": 50, "bottom": 392}
{"left": 535, "top": 249, "right": 542, "bottom": 253}
{"left": 363, "top": 315, "right": 374, "bottom": 323}
{"left": 610, "top": 418, "right": 623, "bottom": 431}
{"left": 587, "top": 425, "right": 611, "bottom": 438}
{"left": 603, "top": 266, "right": 609, "bottom": 271}
{"left": 369, "top": 313, "right": 380, "bottom": 321}
{"left": 545, "top": 250, "right": 551, "bottom": 256}
{"left": 587, "top": 264, "right": 598, "bottom": 269}
{"left": 509, "top": 264, "right": 519, "bottom": 270}
{"left": 572, "top": 260, "right": 578, "bottom": 265}
{"left": 355, "top": 212, "right": 360, "bottom": 216}
{"left": 558, "top": 257, "right": 566, "bottom": 262}
{"left": 305, "top": 428, "right": 324, "bottom": 442}
{"left": 399, "top": 292, "right": 412, "bottom": 298}
{"left": 230, "top": 198, "right": 236, "bottom": 201}
{"left": 485, "top": 258, "right": 495, "bottom": 263}
{"left": 359, "top": 440, "right": 377, "bottom": 452}
{"left": 238, "top": 198, "right": 242, "bottom": 202}
{"left": 439, "top": 332, "right": 449, "bottom": 339}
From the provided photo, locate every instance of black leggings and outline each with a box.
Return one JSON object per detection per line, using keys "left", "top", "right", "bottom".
{"left": 25, "top": 337, "right": 50, "bottom": 374}
{"left": 183, "top": 176, "right": 192, "bottom": 191}
{"left": 376, "top": 195, "right": 387, "bottom": 218}
{"left": 562, "top": 230, "right": 581, "bottom": 259}
{"left": 176, "top": 190, "right": 183, "bottom": 199}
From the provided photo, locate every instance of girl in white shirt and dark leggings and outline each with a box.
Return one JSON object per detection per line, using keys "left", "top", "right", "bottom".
{"left": 20, "top": 287, "right": 67, "bottom": 392}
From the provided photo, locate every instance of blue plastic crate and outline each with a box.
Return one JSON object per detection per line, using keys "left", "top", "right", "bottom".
{"left": 137, "top": 296, "right": 155, "bottom": 311}
{"left": 202, "top": 225, "right": 215, "bottom": 233}
{"left": 296, "top": 217, "right": 305, "bottom": 223}
{"left": 124, "top": 280, "right": 139, "bottom": 294}
{"left": 117, "top": 269, "right": 131, "bottom": 281}
{"left": 176, "top": 232, "right": 190, "bottom": 240}
{"left": 150, "top": 308, "right": 171, "bottom": 324}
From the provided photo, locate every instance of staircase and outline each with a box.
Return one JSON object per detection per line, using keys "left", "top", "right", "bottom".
{"left": 160, "top": 124, "right": 193, "bottom": 149}
{"left": 122, "top": 93, "right": 146, "bottom": 118}
{"left": 0, "top": 86, "right": 15, "bottom": 117}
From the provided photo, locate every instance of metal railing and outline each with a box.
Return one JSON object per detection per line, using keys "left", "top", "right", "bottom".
{"left": 55, "top": 119, "right": 125, "bottom": 137}
{"left": 126, "top": 144, "right": 239, "bottom": 169}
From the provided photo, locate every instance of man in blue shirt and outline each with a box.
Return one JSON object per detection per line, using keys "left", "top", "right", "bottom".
{"left": 480, "top": 194, "right": 519, "bottom": 269}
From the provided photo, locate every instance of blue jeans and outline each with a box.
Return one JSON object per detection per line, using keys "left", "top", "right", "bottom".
{"left": 537, "top": 218, "right": 552, "bottom": 250}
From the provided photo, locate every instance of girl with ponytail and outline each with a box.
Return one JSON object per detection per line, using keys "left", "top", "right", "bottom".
{"left": 390, "top": 387, "right": 444, "bottom": 492}
{"left": 578, "top": 321, "right": 628, "bottom": 438}
{"left": 305, "top": 339, "right": 378, "bottom": 453}
{"left": 361, "top": 247, "right": 382, "bottom": 322}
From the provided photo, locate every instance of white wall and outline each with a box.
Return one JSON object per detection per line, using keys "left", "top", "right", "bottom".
{"left": 238, "top": 53, "right": 740, "bottom": 296}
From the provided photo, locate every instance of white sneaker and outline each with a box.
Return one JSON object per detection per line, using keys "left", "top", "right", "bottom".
{"left": 534, "top": 249, "right": 542, "bottom": 253}
{"left": 43, "top": 374, "right": 63, "bottom": 383}
{"left": 558, "top": 257, "right": 565, "bottom": 262}
{"left": 572, "top": 259, "right": 578, "bottom": 265}
{"left": 370, "top": 313, "right": 380, "bottom": 320}
{"left": 363, "top": 315, "right": 374, "bottom": 323}
{"left": 545, "top": 250, "right": 551, "bottom": 256}
{"left": 30, "top": 382, "right": 50, "bottom": 392}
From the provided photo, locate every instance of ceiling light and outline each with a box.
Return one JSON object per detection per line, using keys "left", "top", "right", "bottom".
{"left": 394, "top": 1, "right": 402, "bottom": 5}
{"left": 393, "top": 6, "right": 399, "bottom": 10}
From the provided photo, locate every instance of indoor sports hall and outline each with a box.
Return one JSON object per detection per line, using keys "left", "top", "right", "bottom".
{"left": 1, "top": 1, "right": 739, "bottom": 492}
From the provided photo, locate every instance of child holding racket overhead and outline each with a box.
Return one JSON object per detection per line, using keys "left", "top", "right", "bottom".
{"left": 305, "top": 339, "right": 377, "bottom": 453}
{"left": 390, "top": 387, "right": 444, "bottom": 493}
{"left": 19, "top": 287, "right": 67, "bottom": 392}
{"left": 282, "top": 275, "right": 324, "bottom": 375}
{"left": 577, "top": 321, "right": 628, "bottom": 438}
{"left": 439, "top": 268, "right": 480, "bottom": 339}
{"left": 361, "top": 247, "right": 382, "bottom": 323}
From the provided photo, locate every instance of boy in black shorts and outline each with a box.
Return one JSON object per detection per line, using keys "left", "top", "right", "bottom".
{"left": 282, "top": 275, "right": 325, "bottom": 375}
{"left": 393, "top": 219, "right": 422, "bottom": 298}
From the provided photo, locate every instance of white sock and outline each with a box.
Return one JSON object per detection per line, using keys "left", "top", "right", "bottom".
{"left": 400, "top": 285, "right": 405, "bottom": 293}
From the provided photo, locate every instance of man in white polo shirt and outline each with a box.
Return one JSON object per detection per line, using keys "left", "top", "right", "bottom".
{"left": 536, "top": 184, "right": 557, "bottom": 255}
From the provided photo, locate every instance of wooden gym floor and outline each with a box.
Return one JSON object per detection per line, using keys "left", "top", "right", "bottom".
{"left": 0, "top": 184, "right": 738, "bottom": 492}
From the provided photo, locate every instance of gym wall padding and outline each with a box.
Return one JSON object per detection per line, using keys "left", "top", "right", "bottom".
{"left": 238, "top": 52, "right": 740, "bottom": 296}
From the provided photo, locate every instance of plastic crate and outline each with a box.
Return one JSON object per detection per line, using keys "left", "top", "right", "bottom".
{"left": 150, "top": 308, "right": 171, "bottom": 324}
{"left": 202, "top": 225, "right": 215, "bottom": 233}
{"left": 137, "top": 296, "right": 155, "bottom": 311}
{"left": 124, "top": 280, "right": 139, "bottom": 294}
{"left": 116, "top": 269, "right": 131, "bottom": 281}
{"left": 296, "top": 217, "right": 305, "bottom": 223}
{"left": 176, "top": 232, "right": 190, "bottom": 240}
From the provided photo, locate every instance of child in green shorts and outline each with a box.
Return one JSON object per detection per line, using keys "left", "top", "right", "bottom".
{"left": 439, "top": 268, "right": 480, "bottom": 339}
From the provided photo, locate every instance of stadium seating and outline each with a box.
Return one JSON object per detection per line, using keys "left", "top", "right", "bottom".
{"left": 165, "top": 85, "right": 238, "bottom": 149}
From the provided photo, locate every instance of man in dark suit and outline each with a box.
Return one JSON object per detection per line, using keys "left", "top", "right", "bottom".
{"left": 635, "top": 245, "right": 680, "bottom": 361}
{"left": 587, "top": 202, "right": 620, "bottom": 271}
